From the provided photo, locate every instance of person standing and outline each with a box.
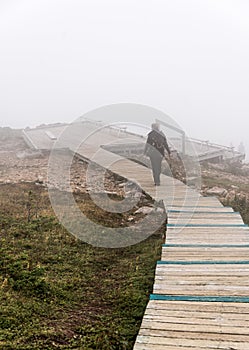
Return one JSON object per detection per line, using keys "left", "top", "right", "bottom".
{"left": 144, "top": 123, "right": 171, "bottom": 186}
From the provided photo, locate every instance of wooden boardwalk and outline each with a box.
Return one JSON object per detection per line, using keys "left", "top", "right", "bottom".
{"left": 134, "top": 188, "right": 249, "bottom": 349}
{"left": 90, "top": 146, "right": 249, "bottom": 348}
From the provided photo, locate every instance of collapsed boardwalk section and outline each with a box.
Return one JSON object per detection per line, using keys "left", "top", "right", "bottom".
{"left": 134, "top": 194, "right": 249, "bottom": 349}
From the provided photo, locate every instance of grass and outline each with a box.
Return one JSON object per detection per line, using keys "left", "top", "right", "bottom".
{"left": 0, "top": 183, "right": 163, "bottom": 350}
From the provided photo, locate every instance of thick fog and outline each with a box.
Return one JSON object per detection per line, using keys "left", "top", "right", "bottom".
{"left": 0, "top": 0, "right": 249, "bottom": 158}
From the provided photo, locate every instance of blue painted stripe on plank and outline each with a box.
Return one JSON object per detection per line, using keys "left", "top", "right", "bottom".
{"left": 150, "top": 294, "right": 249, "bottom": 303}
{"left": 168, "top": 210, "right": 238, "bottom": 214}
{"left": 167, "top": 224, "right": 247, "bottom": 227}
{"left": 163, "top": 244, "right": 249, "bottom": 248}
{"left": 167, "top": 205, "right": 232, "bottom": 208}
{"left": 157, "top": 260, "right": 249, "bottom": 265}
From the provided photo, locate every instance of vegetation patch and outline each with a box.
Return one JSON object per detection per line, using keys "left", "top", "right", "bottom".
{"left": 0, "top": 183, "right": 162, "bottom": 349}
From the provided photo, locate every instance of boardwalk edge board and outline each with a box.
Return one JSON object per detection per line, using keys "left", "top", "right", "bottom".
{"left": 150, "top": 294, "right": 249, "bottom": 303}
{"left": 157, "top": 260, "right": 249, "bottom": 265}
{"left": 167, "top": 223, "right": 248, "bottom": 227}
{"left": 163, "top": 244, "right": 249, "bottom": 248}
{"left": 168, "top": 210, "right": 239, "bottom": 214}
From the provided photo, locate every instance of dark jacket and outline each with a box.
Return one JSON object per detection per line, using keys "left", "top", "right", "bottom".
{"left": 144, "top": 130, "right": 170, "bottom": 157}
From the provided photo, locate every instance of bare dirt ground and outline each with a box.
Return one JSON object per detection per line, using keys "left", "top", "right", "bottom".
{"left": 0, "top": 128, "right": 125, "bottom": 195}
{"left": 0, "top": 129, "right": 47, "bottom": 184}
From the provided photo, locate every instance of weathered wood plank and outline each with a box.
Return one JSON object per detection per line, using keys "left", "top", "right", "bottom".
{"left": 161, "top": 247, "right": 249, "bottom": 261}
{"left": 147, "top": 300, "right": 249, "bottom": 311}
{"left": 134, "top": 344, "right": 224, "bottom": 350}
{"left": 135, "top": 335, "right": 249, "bottom": 349}
{"left": 138, "top": 319, "right": 249, "bottom": 335}
{"left": 138, "top": 328, "right": 249, "bottom": 342}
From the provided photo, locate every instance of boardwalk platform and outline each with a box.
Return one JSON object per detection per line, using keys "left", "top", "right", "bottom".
{"left": 134, "top": 203, "right": 249, "bottom": 349}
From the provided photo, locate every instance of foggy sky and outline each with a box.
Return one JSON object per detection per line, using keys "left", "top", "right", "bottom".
{"left": 0, "top": 0, "right": 249, "bottom": 157}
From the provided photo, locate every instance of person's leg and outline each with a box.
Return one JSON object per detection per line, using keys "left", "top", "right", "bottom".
{"left": 158, "top": 156, "right": 163, "bottom": 183}
{"left": 149, "top": 155, "right": 157, "bottom": 184}
{"left": 155, "top": 153, "right": 163, "bottom": 185}
{"left": 150, "top": 153, "right": 162, "bottom": 185}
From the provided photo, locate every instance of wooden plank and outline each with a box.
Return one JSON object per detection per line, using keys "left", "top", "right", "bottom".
{"left": 161, "top": 246, "right": 249, "bottom": 253}
{"left": 161, "top": 247, "right": 249, "bottom": 261}
{"left": 165, "top": 200, "right": 223, "bottom": 207}
{"left": 168, "top": 214, "right": 244, "bottom": 225}
{"left": 168, "top": 213, "right": 244, "bottom": 220}
{"left": 153, "top": 287, "right": 249, "bottom": 297}
{"left": 155, "top": 264, "right": 249, "bottom": 272}
{"left": 165, "top": 231, "right": 249, "bottom": 237}
{"left": 142, "top": 314, "right": 249, "bottom": 327}
{"left": 134, "top": 344, "right": 226, "bottom": 350}
{"left": 168, "top": 205, "right": 233, "bottom": 210}
{"left": 168, "top": 208, "right": 235, "bottom": 213}
{"left": 169, "top": 211, "right": 241, "bottom": 216}
{"left": 161, "top": 255, "right": 249, "bottom": 261}
{"left": 144, "top": 307, "right": 249, "bottom": 320}
{"left": 165, "top": 235, "right": 249, "bottom": 245}
{"left": 166, "top": 226, "right": 249, "bottom": 231}
{"left": 147, "top": 300, "right": 249, "bottom": 311}
{"left": 138, "top": 319, "right": 249, "bottom": 335}
{"left": 135, "top": 335, "right": 249, "bottom": 349}
{"left": 138, "top": 328, "right": 249, "bottom": 342}
{"left": 163, "top": 244, "right": 249, "bottom": 247}
{"left": 169, "top": 217, "right": 245, "bottom": 222}
{"left": 167, "top": 223, "right": 247, "bottom": 228}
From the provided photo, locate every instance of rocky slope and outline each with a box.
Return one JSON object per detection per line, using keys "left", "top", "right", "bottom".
{"left": 0, "top": 127, "right": 166, "bottom": 236}
{"left": 1, "top": 127, "right": 249, "bottom": 207}
{"left": 201, "top": 161, "right": 249, "bottom": 200}
{"left": 0, "top": 127, "right": 125, "bottom": 195}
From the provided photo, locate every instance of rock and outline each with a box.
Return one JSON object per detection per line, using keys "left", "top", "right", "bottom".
{"left": 118, "top": 183, "right": 126, "bottom": 188}
{"left": 37, "top": 175, "right": 44, "bottom": 184}
{"left": 135, "top": 206, "right": 153, "bottom": 215}
{"left": 155, "top": 207, "right": 165, "bottom": 214}
{"left": 35, "top": 182, "right": 44, "bottom": 186}
{"left": 104, "top": 191, "right": 118, "bottom": 195}
{"left": 237, "top": 192, "right": 246, "bottom": 200}
{"left": 225, "top": 190, "right": 236, "bottom": 201}
{"left": 132, "top": 192, "right": 142, "bottom": 199}
{"left": 186, "top": 177, "right": 199, "bottom": 186}
{"left": 230, "top": 185, "right": 239, "bottom": 190}
{"left": 206, "top": 186, "right": 228, "bottom": 197}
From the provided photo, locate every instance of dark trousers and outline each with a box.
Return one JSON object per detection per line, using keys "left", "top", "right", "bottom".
{"left": 149, "top": 151, "right": 163, "bottom": 185}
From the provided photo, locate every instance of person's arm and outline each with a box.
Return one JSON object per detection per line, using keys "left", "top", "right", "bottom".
{"left": 160, "top": 132, "right": 171, "bottom": 155}
{"left": 164, "top": 137, "right": 171, "bottom": 155}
